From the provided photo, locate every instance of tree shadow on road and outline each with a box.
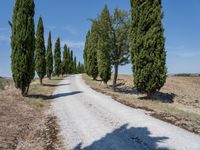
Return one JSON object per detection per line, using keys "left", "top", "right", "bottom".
{"left": 73, "top": 124, "right": 169, "bottom": 150}
{"left": 28, "top": 91, "right": 83, "bottom": 100}
{"left": 43, "top": 83, "right": 70, "bottom": 87}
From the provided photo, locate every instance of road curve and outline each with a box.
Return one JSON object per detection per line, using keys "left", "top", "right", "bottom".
{"left": 52, "top": 74, "right": 200, "bottom": 150}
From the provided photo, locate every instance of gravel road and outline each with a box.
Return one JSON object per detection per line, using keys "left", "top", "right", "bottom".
{"left": 52, "top": 74, "right": 200, "bottom": 150}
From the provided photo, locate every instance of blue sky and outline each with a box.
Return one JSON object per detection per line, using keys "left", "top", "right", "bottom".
{"left": 0, "top": 0, "right": 200, "bottom": 77}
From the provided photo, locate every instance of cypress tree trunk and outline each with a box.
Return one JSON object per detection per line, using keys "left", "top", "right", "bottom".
{"left": 40, "top": 78, "right": 43, "bottom": 85}
{"left": 25, "top": 85, "right": 30, "bottom": 96}
{"left": 112, "top": 64, "right": 118, "bottom": 91}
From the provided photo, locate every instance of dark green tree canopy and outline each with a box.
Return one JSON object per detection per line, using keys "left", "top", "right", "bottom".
{"left": 46, "top": 32, "right": 53, "bottom": 79}
{"left": 87, "top": 21, "right": 99, "bottom": 80}
{"left": 11, "top": 0, "right": 35, "bottom": 95}
{"left": 83, "top": 31, "right": 91, "bottom": 74}
{"left": 69, "top": 50, "right": 74, "bottom": 74}
{"left": 130, "top": 0, "right": 167, "bottom": 96}
{"left": 62, "top": 44, "right": 69, "bottom": 74}
{"left": 73, "top": 56, "right": 77, "bottom": 74}
{"left": 97, "top": 5, "right": 112, "bottom": 83}
{"left": 54, "top": 38, "right": 61, "bottom": 76}
{"left": 35, "top": 16, "right": 46, "bottom": 84}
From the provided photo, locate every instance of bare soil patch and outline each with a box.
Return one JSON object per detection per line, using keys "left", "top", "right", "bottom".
{"left": 83, "top": 74, "right": 200, "bottom": 135}
{"left": 0, "top": 77, "right": 64, "bottom": 150}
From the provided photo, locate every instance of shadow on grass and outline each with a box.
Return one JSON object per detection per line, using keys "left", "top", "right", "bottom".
{"left": 73, "top": 124, "right": 169, "bottom": 150}
{"left": 111, "top": 86, "right": 175, "bottom": 103}
{"left": 139, "top": 92, "right": 176, "bottom": 103}
{"left": 43, "top": 83, "right": 70, "bottom": 87}
{"left": 112, "top": 86, "right": 139, "bottom": 95}
{"left": 28, "top": 91, "right": 83, "bottom": 100}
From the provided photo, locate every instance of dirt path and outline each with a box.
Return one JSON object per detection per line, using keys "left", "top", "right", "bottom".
{"left": 52, "top": 75, "right": 200, "bottom": 150}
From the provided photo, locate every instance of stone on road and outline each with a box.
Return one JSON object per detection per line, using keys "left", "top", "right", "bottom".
{"left": 52, "top": 74, "right": 200, "bottom": 150}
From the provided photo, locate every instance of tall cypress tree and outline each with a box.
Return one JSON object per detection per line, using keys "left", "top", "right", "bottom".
{"left": 130, "top": 0, "right": 167, "bottom": 97}
{"left": 67, "top": 47, "right": 71, "bottom": 74}
{"left": 46, "top": 32, "right": 53, "bottom": 80}
{"left": 62, "top": 44, "right": 69, "bottom": 74}
{"left": 97, "top": 5, "right": 112, "bottom": 84}
{"left": 87, "top": 21, "right": 99, "bottom": 80}
{"left": 69, "top": 50, "right": 73, "bottom": 74}
{"left": 54, "top": 38, "right": 61, "bottom": 76}
{"left": 83, "top": 31, "right": 90, "bottom": 75}
{"left": 11, "top": 0, "right": 35, "bottom": 96}
{"left": 35, "top": 16, "right": 46, "bottom": 85}
{"left": 73, "top": 56, "right": 77, "bottom": 74}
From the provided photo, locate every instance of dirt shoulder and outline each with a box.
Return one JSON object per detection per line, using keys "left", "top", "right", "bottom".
{"left": 83, "top": 74, "right": 200, "bottom": 135}
{"left": 0, "top": 77, "right": 64, "bottom": 149}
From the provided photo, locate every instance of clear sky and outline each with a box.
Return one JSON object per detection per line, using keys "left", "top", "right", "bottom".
{"left": 0, "top": 0, "right": 200, "bottom": 77}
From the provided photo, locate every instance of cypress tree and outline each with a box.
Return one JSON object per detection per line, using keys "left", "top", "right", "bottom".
{"left": 83, "top": 31, "right": 90, "bottom": 75}
{"left": 11, "top": 0, "right": 35, "bottom": 96}
{"left": 67, "top": 48, "right": 71, "bottom": 74}
{"left": 130, "top": 0, "right": 167, "bottom": 97}
{"left": 97, "top": 5, "right": 112, "bottom": 84}
{"left": 35, "top": 17, "right": 46, "bottom": 85}
{"left": 69, "top": 50, "right": 73, "bottom": 74}
{"left": 54, "top": 38, "right": 61, "bottom": 76}
{"left": 46, "top": 32, "right": 53, "bottom": 80}
{"left": 87, "top": 21, "right": 99, "bottom": 80}
{"left": 73, "top": 56, "right": 77, "bottom": 74}
{"left": 61, "top": 60, "right": 65, "bottom": 77}
{"left": 77, "top": 61, "right": 81, "bottom": 73}
{"left": 62, "top": 44, "right": 69, "bottom": 74}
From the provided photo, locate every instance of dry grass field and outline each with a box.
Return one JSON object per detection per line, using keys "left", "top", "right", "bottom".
{"left": 83, "top": 74, "right": 200, "bottom": 135}
{"left": 0, "top": 77, "right": 64, "bottom": 149}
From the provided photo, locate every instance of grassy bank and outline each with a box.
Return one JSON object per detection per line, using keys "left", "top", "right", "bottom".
{"left": 0, "top": 77, "right": 64, "bottom": 149}
{"left": 83, "top": 74, "right": 200, "bottom": 135}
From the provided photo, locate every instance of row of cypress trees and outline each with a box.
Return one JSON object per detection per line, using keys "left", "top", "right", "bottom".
{"left": 61, "top": 44, "right": 84, "bottom": 76}
{"left": 36, "top": 18, "right": 81, "bottom": 85}
{"left": 84, "top": 0, "right": 167, "bottom": 97}
{"left": 10, "top": 0, "right": 83, "bottom": 96}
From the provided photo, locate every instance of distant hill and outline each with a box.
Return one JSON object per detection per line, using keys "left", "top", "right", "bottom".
{"left": 172, "top": 73, "right": 200, "bottom": 77}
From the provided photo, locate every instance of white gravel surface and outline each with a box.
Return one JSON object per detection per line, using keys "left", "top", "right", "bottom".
{"left": 52, "top": 74, "right": 200, "bottom": 150}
